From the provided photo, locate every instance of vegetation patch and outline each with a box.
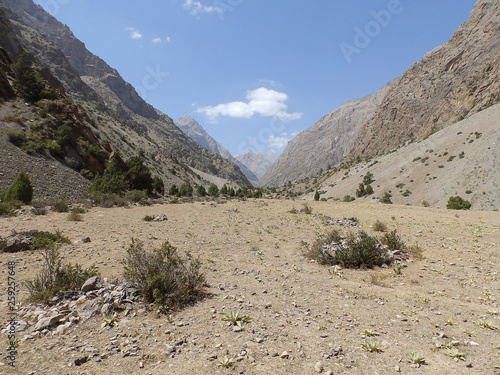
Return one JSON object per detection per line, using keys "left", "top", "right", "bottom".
{"left": 122, "top": 239, "right": 205, "bottom": 310}
{"left": 446, "top": 196, "right": 471, "bottom": 210}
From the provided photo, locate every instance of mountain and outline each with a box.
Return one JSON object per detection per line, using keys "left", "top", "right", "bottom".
{"left": 259, "top": 80, "right": 395, "bottom": 187}
{"left": 350, "top": 0, "right": 500, "bottom": 158}
{"left": 236, "top": 150, "right": 277, "bottom": 182}
{"left": 310, "top": 102, "right": 500, "bottom": 210}
{"left": 0, "top": 0, "right": 249, "bottom": 199}
{"left": 174, "top": 116, "right": 258, "bottom": 184}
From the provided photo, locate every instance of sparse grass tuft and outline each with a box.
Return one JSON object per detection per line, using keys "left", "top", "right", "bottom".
{"left": 380, "top": 230, "right": 406, "bottom": 250}
{"left": 25, "top": 245, "right": 98, "bottom": 302}
{"left": 217, "top": 355, "right": 235, "bottom": 368}
{"left": 300, "top": 203, "right": 313, "bottom": 214}
{"left": 443, "top": 348, "right": 466, "bottom": 361}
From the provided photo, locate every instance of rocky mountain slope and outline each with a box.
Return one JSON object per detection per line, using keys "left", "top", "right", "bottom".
{"left": 309, "top": 102, "right": 500, "bottom": 211}
{"left": 0, "top": 0, "right": 249, "bottom": 197}
{"left": 350, "top": 0, "right": 500, "bottom": 158}
{"left": 174, "top": 116, "right": 258, "bottom": 184}
{"left": 236, "top": 150, "right": 277, "bottom": 182}
{"left": 260, "top": 80, "right": 395, "bottom": 187}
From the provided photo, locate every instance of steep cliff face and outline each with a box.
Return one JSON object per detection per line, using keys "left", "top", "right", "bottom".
{"left": 260, "top": 81, "right": 394, "bottom": 187}
{"left": 350, "top": 0, "right": 500, "bottom": 158}
{"left": 236, "top": 150, "right": 277, "bottom": 182}
{"left": 0, "top": 0, "right": 250, "bottom": 187}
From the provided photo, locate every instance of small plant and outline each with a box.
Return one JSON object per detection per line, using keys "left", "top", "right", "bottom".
{"left": 473, "top": 320, "right": 499, "bottom": 330}
{"left": 372, "top": 220, "right": 387, "bottom": 232}
{"left": 343, "top": 195, "right": 355, "bottom": 202}
{"left": 217, "top": 355, "right": 234, "bottom": 368}
{"left": 361, "top": 339, "right": 383, "bottom": 352}
{"left": 443, "top": 348, "right": 466, "bottom": 362}
{"left": 406, "top": 244, "right": 424, "bottom": 260}
{"left": 393, "top": 264, "right": 402, "bottom": 275}
{"left": 422, "top": 200, "right": 430, "bottom": 207}
{"left": 220, "top": 310, "right": 252, "bottom": 327}
{"left": 406, "top": 352, "right": 425, "bottom": 367}
{"left": 122, "top": 239, "right": 205, "bottom": 309}
{"left": 300, "top": 203, "right": 313, "bottom": 214}
{"left": 101, "top": 312, "right": 118, "bottom": 328}
{"left": 143, "top": 215, "right": 154, "bottom": 222}
{"left": 53, "top": 201, "right": 69, "bottom": 212}
{"left": 447, "top": 196, "right": 471, "bottom": 210}
{"left": 68, "top": 208, "right": 83, "bottom": 222}
{"left": 380, "top": 230, "right": 406, "bottom": 250}
{"left": 380, "top": 192, "right": 392, "bottom": 204}
{"left": 25, "top": 245, "right": 98, "bottom": 302}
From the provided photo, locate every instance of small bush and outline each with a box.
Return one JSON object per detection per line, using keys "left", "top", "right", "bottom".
{"left": 3, "top": 172, "right": 33, "bottom": 204}
{"left": 343, "top": 195, "right": 355, "bottom": 202}
{"left": 306, "top": 231, "right": 392, "bottom": 269}
{"left": 0, "top": 200, "right": 22, "bottom": 216}
{"left": 53, "top": 201, "right": 69, "bottom": 212}
{"left": 373, "top": 220, "right": 387, "bottom": 232}
{"left": 68, "top": 209, "right": 83, "bottom": 222}
{"left": 25, "top": 246, "right": 98, "bottom": 302}
{"left": 300, "top": 203, "right": 313, "bottom": 214}
{"left": 122, "top": 239, "right": 205, "bottom": 309}
{"left": 380, "top": 192, "right": 392, "bottom": 204}
{"left": 143, "top": 215, "right": 154, "bottom": 222}
{"left": 380, "top": 230, "right": 406, "bottom": 250}
{"left": 422, "top": 201, "right": 430, "bottom": 207}
{"left": 125, "top": 189, "right": 148, "bottom": 203}
{"left": 446, "top": 196, "right": 471, "bottom": 210}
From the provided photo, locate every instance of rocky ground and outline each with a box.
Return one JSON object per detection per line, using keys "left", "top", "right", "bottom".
{"left": 0, "top": 199, "right": 499, "bottom": 374}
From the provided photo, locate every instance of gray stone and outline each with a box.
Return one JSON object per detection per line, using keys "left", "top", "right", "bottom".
{"left": 34, "top": 314, "right": 64, "bottom": 331}
{"left": 81, "top": 276, "right": 99, "bottom": 292}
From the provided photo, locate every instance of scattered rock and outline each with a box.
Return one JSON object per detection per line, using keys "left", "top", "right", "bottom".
{"left": 81, "top": 276, "right": 99, "bottom": 292}
{"left": 314, "top": 361, "right": 323, "bottom": 373}
{"left": 280, "top": 351, "right": 289, "bottom": 359}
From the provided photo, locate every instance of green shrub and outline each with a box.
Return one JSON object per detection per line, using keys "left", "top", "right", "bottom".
{"left": 122, "top": 239, "right": 205, "bottom": 309}
{"left": 169, "top": 184, "right": 179, "bottom": 196}
{"left": 0, "top": 200, "right": 21, "bottom": 216}
{"left": 25, "top": 246, "right": 98, "bottom": 302}
{"left": 208, "top": 183, "right": 219, "bottom": 197}
{"left": 179, "top": 181, "right": 193, "bottom": 197}
{"left": 446, "top": 196, "right": 471, "bottom": 210}
{"left": 67, "top": 209, "right": 83, "bottom": 222}
{"left": 126, "top": 157, "right": 153, "bottom": 193}
{"left": 152, "top": 176, "right": 164, "bottom": 195}
{"left": 343, "top": 195, "right": 355, "bottom": 202}
{"left": 314, "top": 190, "right": 320, "bottom": 201}
{"left": 380, "top": 230, "right": 406, "bottom": 250}
{"left": 300, "top": 203, "right": 313, "bottom": 214}
{"left": 373, "top": 220, "right": 387, "bottom": 232}
{"left": 196, "top": 185, "right": 207, "bottom": 197}
{"left": 53, "top": 201, "right": 69, "bottom": 212}
{"left": 22, "top": 229, "right": 70, "bottom": 250}
{"left": 12, "top": 62, "right": 45, "bottom": 102}
{"left": 3, "top": 172, "right": 33, "bottom": 204}
{"left": 380, "top": 192, "right": 392, "bottom": 204}
{"left": 125, "top": 189, "right": 148, "bottom": 203}
{"left": 306, "top": 231, "right": 392, "bottom": 269}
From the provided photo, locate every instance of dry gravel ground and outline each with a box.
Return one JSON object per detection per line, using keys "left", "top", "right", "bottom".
{"left": 0, "top": 199, "right": 499, "bottom": 375}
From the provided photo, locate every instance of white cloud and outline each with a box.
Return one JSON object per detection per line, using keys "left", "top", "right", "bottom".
{"left": 268, "top": 135, "right": 290, "bottom": 150}
{"left": 166, "top": 36, "right": 171, "bottom": 43}
{"left": 183, "top": 0, "right": 221, "bottom": 15}
{"left": 126, "top": 27, "right": 142, "bottom": 40}
{"left": 197, "top": 87, "right": 302, "bottom": 123}
{"left": 152, "top": 37, "right": 162, "bottom": 44}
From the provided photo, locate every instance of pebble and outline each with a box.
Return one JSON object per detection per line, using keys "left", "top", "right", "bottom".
{"left": 314, "top": 361, "right": 323, "bottom": 373}
{"left": 280, "top": 351, "right": 289, "bottom": 359}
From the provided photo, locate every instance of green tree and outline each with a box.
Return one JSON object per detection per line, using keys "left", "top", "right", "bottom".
{"left": 363, "top": 172, "right": 375, "bottom": 185}
{"left": 152, "top": 176, "right": 164, "bottom": 195}
{"left": 356, "top": 183, "right": 366, "bottom": 198}
{"left": 169, "top": 184, "right": 179, "bottom": 196}
{"left": 126, "top": 157, "right": 153, "bottom": 193}
{"left": 380, "top": 192, "right": 393, "bottom": 204}
{"left": 3, "top": 171, "right": 33, "bottom": 204}
{"left": 196, "top": 185, "right": 207, "bottom": 197}
{"left": 207, "top": 183, "right": 219, "bottom": 197}
{"left": 314, "top": 190, "right": 320, "bottom": 201}
{"left": 88, "top": 169, "right": 128, "bottom": 196}
{"left": 179, "top": 181, "right": 193, "bottom": 197}
{"left": 220, "top": 184, "right": 229, "bottom": 196}
{"left": 365, "top": 184, "right": 374, "bottom": 195}
{"left": 12, "top": 62, "right": 45, "bottom": 102}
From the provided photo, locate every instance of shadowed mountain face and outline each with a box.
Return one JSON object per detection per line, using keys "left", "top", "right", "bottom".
{"left": 174, "top": 116, "right": 258, "bottom": 185}
{"left": 350, "top": 0, "right": 500, "bottom": 158}
{"left": 260, "top": 80, "right": 395, "bottom": 187}
{"left": 235, "top": 150, "right": 277, "bottom": 182}
{"left": 0, "top": 0, "right": 250, "bottom": 189}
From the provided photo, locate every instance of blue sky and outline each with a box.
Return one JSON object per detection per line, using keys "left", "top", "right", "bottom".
{"left": 34, "top": 0, "right": 476, "bottom": 155}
